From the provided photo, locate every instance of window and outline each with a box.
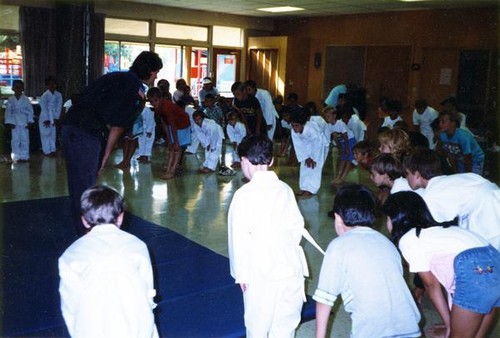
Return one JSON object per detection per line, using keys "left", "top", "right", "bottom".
{"left": 156, "top": 23, "right": 207, "bottom": 42}
{"left": 0, "top": 5, "right": 21, "bottom": 95}
{"left": 216, "top": 54, "right": 237, "bottom": 96}
{"left": 155, "top": 44, "right": 182, "bottom": 88}
{"left": 104, "top": 41, "right": 150, "bottom": 73}
{"left": 105, "top": 18, "right": 149, "bottom": 36}
{"left": 213, "top": 26, "right": 243, "bottom": 48}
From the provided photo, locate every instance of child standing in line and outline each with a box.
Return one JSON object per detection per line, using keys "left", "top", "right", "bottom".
{"left": 314, "top": 184, "right": 421, "bottom": 338}
{"left": 39, "top": 76, "right": 63, "bottom": 156}
{"left": 4, "top": 80, "right": 34, "bottom": 162}
{"left": 203, "top": 93, "right": 227, "bottom": 167}
{"left": 59, "top": 185, "right": 159, "bottom": 338}
{"left": 323, "top": 106, "right": 356, "bottom": 185}
{"left": 137, "top": 105, "right": 156, "bottom": 163}
{"left": 226, "top": 111, "right": 246, "bottom": 168}
{"left": 228, "top": 134, "right": 308, "bottom": 337}
{"left": 290, "top": 108, "right": 328, "bottom": 197}
{"left": 383, "top": 191, "right": 500, "bottom": 338}
{"left": 192, "top": 110, "right": 225, "bottom": 173}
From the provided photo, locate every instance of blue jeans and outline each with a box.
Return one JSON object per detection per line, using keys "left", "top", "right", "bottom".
{"left": 453, "top": 245, "right": 500, "bottom": 313}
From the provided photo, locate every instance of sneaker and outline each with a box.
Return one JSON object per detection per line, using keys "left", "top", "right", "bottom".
{"left": 218, "top": 166, "right": 235, "bottom": 176}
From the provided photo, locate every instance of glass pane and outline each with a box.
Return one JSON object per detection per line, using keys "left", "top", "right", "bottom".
{"left": 0, "top": 5, "right": 19, "bottom": 31}
{"left": 104, "top": 41, "right": 149, "bottom": 74}
{"left": 190, "top": 48, "right": 208, "bottom": 98}
{"left": 104, "top": 41, "right": 120, "bottom": 73}
{"left": 155, "top": 44, "right": 182, "bottom": 89}
{"left": 213, "top": 26, "right": 242, "bottom": 48}
{"left": 156, "top": 23, "right": 207, "bottom": 42}
{"left": 0, "top": 34, "right": 23, "bottom": 95}
{"left": 120, "top": 42, "right": 150, "bottom": 70}
{"left": 216, "top": 54, "right": 236, "bottom": 97}
{"left": 105, "top": 18, "right": 149, "bottom": 36}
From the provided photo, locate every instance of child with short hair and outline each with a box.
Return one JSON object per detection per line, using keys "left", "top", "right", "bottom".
{"left": 148, "top": 87, "right": 191, "bottom": 179}
{"left": 323, "top": 106, "right": 356, "bottom": 185}
{"left": 59, "top": 185, "right": 159, "bottom": 338}
{"left": 352, "top": 140, "right": 373, "bottom": 171}
{"left": 228, "top": 134, "right": 308, "bottom": 337}
{"left": 438, "top": 110, "right": 484, "bottom": 174}
{"left": 225, "top": 111, "right": 246, "bottom": 168}
{"left": 383, "top": 191, "right": 500, "bottom": 338}
{"left": 192, "top": 110, "right": 225, "bottom": 173}
{"left": 290, "top": 108, "right": 328, "bottom": 196}
{"left": 4, "top": 80, "right": 34, "bottom": 162}
{"left": 403, "top": 149, "right": 500, "bottom": 250}
{"left": 381, "top": 99, "right": 403, "bottom": 129}
{"left": 39, "top": 76, "right": 63, "bottom": 156}
{"left": 314, "top": 184, "right": 421, "bottom": 338}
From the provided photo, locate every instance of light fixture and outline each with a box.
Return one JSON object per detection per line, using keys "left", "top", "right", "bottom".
{"left": 257, "top": 6, "right": 305, "bottom": 13}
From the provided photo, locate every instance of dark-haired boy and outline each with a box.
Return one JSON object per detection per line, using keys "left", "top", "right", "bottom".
{"left": 314, "top": 184, "right": 420, "bottom": 338}
{"left": 438, "top": 110, "right": 484, "bottom": 174}
{"left": 228, "top": 134, "right": 308, "bottom": 337}
{"left": 59, "top": 185, "right": 158, "bottom": 338}
{"left": 403, "top": 149, "right": 500, "bottom": 250}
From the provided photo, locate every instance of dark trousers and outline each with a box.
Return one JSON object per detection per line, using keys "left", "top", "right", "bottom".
{"left": 61, "top": 125, "right": 102, "bottom": 237}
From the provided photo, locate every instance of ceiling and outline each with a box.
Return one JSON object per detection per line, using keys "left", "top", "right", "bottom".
{"left": 126, "top": 0, "right": 498, "bottom": 18}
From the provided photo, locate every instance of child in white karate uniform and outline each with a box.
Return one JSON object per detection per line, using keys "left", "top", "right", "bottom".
{"left": 137, "top": 106, "right": 156, "bottom": 163}
{"left": 38, "top": 76, "right": 62, "bottom": 156}
{"left": 226, "top": 111, "right": 246, "bottom": 167}
{"left": 290, "top": 108, "right": 328, "bottom": 197}
{"left": 59, "top": 185, "right": 159, "bottom": 338}
{"left": 192, "top": 110, "right": 225, "bottom": 173}
{"left": 228, "top": 134, "right": 308, "bottom": 338}
{"left": 4, "top": 80, "right": 34, "bottom": 162}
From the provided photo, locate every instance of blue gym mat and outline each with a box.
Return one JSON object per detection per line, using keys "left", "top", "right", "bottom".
{"left": 1, "top": 196, "right": 316, "bottom": 337}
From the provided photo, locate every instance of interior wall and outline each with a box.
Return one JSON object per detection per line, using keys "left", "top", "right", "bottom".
{"left": 274, "top": 7, "right": 498, "bottom": 126}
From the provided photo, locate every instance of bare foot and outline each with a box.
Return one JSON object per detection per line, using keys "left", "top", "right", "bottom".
{"left": 160, "top": 172, "right": 175, "bottom": 180}
{"left": 114, "top": 162, "right": 130, "bottom": 170}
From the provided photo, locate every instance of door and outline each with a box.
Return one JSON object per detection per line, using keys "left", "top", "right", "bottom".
{"left": 248, "top": 48, "right": 279, "bottom": 97}
{"left": 212, "top": 48, "right": 241, "bottom": 97}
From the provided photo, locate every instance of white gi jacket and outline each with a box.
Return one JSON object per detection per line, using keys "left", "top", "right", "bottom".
{"left": 59, "top": 224, "right": 159, "bottom": 338}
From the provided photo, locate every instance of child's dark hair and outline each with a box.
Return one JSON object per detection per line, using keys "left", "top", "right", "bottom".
{"left": 45, "top": 76, "right": 57, "bottom": 85}
{"left": 332, "top": 184, "right": 376, "bottom": 227}
{"left": 12, "top": 79, "right": 24, "bottom": 88}
{"left": 129, "top": 51, "right": 163, "bottom": 81}
{"left": 305, "top": 101, "right": 319, "bottom": 116}
{"left": 382, "top": 191, "right": 456, "bottom": 244}
{"left": 370, "top": 154, "right": 403, "bottom": 181}
{"left": 192, "top": 110, "right": 205, "bottom": 119}
{"left": 147, "top": 87, "right": 162, "bottom": 99}
{"left": 386, "top": 100, "right": 403, "bottom": 113}
{"left": 227, "top": 111, "right": 239, "bottom": 120}
{"left": 204, "top": 93, "right": 215, "bottom": 101}
{"left": 231, "top": 81, "right": 245, "bottom": 93}
{"left": 287, "top": 92, "right": 298, "bottom": 101}
{"left": 237, "top": 134, "right": 273, "bottom": 165}
{"left": 289, "top": 107, "right": 309, "bottom": 125}
{"left": 80, "top": 185, "right": 124, "bottom": 227}
{"left": 430, "top": 117, "right": 440, "bottom": 132}
{"left": 414, "top": 99, "right": 428, "bottom": 110}
{"left": 352, "top": 140, "right": 371, "bottom": 155}
{"left": 243, "top": 80, "right": 257, "bottom": 90}
{"left": 402, "top": 149, "right": 442, "bottom": 179}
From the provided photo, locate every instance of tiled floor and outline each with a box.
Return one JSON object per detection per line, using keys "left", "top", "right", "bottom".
{"left": 1, "top": 143, "right": 498, "bottom": 337}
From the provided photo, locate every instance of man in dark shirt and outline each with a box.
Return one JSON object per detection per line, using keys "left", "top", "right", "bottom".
{"left": 62, "top": 51, "right": 162, "bottom": 237}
